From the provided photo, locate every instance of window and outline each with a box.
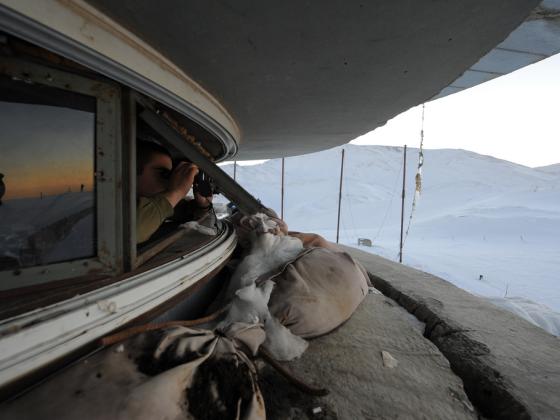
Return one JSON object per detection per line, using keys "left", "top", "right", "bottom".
{"left": 0, "top": 57, "right": 122, "bottom": 290}
{"left": 0, "top": 79, "right": 96, "bottom": 269}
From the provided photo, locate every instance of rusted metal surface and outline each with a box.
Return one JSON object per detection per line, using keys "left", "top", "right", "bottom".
{"left": 161, "top": 110, "right": 214, "bottom": 160}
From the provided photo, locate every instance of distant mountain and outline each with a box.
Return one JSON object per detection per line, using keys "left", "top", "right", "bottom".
{"left": 221, "top": 145, "right": 559, "bottom": 232}
{"left": 535, "top": 163, "right": 560, "bottom": 176}
{"left": 219, "top": 145, "right": 560, "bottom": 322}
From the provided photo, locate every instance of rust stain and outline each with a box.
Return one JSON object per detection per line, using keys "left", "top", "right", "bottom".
{"left": 161, "top": 111, "right": 213, "bottom": 160}
{"left": 85, "top": 266, "right": 104, "bottom": 276}
{"left": 91, "top": 82, "right": 116, "bottom": 101}
{"left": 0, "top": 324, "right": 22, "bottom": 337}
{"left": 97, "top": 240, "right": 112, "bottom": 263}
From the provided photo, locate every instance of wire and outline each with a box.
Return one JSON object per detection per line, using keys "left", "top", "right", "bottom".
{"left": 343, "top": 175, "right": 359, "bottom": 244}
{"left": 373, "top": 163, "right": 403, "bottom": 243}
{"left": 340, "top": 218, "right": 353, "bottom": 245}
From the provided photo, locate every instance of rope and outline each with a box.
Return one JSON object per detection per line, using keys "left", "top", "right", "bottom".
{"left": 99, "top": 305, "right": 230, "bottom": 346}
{"left": 403, "top": 104, "right": 426, "bottom": 247}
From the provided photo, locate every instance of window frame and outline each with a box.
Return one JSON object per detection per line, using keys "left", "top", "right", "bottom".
{"left": 129, "top": 99, "right": 265, "bottom": 268}
{"left": 0, "top": 57, "right": 123, "bottom": 290}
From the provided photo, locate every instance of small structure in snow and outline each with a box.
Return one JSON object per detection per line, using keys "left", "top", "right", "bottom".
{"left": 358, "top": 238, "right": 372, "bottom": 247}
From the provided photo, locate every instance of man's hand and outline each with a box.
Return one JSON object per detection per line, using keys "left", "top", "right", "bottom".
{"left": 164, "top": 162, "right": 199, "bottom": 207}
{"left": 194, "top": 192, "right": 213, "bottom": 209}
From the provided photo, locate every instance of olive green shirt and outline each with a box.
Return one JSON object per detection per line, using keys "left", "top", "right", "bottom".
{"left": 136, "top": 194, "right": 211, "bottom": 244}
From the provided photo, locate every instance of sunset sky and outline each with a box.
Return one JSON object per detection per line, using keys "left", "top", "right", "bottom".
{"left": 0, "top": 102, "right": 95, "bottom": 200}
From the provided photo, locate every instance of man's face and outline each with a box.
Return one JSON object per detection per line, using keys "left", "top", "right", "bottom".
{"left": 137, "top": 152, "right": 172, "bottom": 197}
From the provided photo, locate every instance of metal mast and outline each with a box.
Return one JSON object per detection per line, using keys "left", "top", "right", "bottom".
{"left": 281, "top": 157, "right": 285, "bottom": 220}
{"left": 336, "top": 149, "right": 345, "bottom": 244}
{"left": 399, "top": 145, "right": 407, "bottom": 263}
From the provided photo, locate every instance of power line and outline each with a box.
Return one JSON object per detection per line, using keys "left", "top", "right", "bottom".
{"left": 373, "top": 163, "right": 403, "bottom": 243}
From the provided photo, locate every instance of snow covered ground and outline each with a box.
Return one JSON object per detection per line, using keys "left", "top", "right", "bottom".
{"left": 0, "top": 192, "right": 95, "bottom": 268}
{"left": 218, "top": 145, "right": 560, "bottom": 335}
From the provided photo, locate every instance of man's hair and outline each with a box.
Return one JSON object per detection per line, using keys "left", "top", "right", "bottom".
{"left": 136, "top": 140, "right": 172, "bottom": 175}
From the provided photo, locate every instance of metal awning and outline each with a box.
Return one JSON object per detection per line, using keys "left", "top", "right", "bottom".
{"left": 5, "top": 0, "right": 558, "bottom": 159}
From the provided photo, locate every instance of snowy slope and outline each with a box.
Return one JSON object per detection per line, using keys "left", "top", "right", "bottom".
{"left": 219, "top": 145, "right": 560, "bottom": 334}
{"left": 536, "top": 163, "right": 560, "bottom": 176}
{"left": 0, "top": 192, "right": 95, "bottom": 267}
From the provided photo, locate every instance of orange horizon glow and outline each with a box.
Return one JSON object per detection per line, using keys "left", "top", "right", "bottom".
{"left": 1, "top": 162, "right": 93, "bottom": 200}
{"left": 0, "top": 100, "right": 96, "bottom": 201}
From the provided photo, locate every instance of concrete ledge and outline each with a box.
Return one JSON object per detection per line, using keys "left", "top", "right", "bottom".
{"left": 342, "top": 246, "right": 560, "bottom": 420}
{"left": 260, "top": 293, "right": 476, "bottom": 419}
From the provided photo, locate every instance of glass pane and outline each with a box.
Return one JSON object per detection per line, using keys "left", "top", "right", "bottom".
{"left": 0, "top": 79, "right": 96, "bottom": 270}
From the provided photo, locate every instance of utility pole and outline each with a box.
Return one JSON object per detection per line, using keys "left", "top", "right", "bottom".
{"left": 336, "top": 149, "right": 345, "bottom": 244}
{"left": 399, "top": 145, "right": 407, "bottom": 263}
{"left": 233, "top": 161, "right": 237, "bottom": 181}
{"left": 281, "top": 157, "right": 285, "bottom": 220}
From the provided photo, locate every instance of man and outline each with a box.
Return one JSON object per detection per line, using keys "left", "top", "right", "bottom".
{"left": 136, "top": 141, "right": 213, "bottom": 244}
{"left": 0, "top": 173, "right": 5, "bottom": 205}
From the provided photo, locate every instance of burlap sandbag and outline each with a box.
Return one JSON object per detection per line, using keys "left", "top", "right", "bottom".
{"left": 231, "top": 210, "right": 288, "bottom": 249}
{"left": 264, "top": 248, "right": 370, "bottom": 339}
{"left": 2, "top": 323, "right": 266, "bottom": 420}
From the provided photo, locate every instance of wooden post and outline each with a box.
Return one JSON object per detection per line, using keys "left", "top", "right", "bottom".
{"left": 233, "top": 161, "right": 237, "bottom": 181}
{"left": 281, "top": 157, "right": 285, "bottom": 220}
{"left": 336, "top": 149, "right": 345, "bottom": 244}
{"left": 399, "top": 145, "right": 407, "bottom": 263}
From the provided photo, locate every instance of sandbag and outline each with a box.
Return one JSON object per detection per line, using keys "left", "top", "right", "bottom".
{"left": 264, "top": 248, "right": 370, "bottom": 338}
{"left": 3, "top": 323, "right": 266, "bottom": 420}
{"left": 231, "top": 210, "right": 288, "bottom": 249}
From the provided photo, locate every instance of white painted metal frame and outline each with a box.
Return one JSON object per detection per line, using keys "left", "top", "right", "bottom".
{"left": 0, "top": 57, "right": 122, "bottom": 290}
{"left": 0, "top": 223, "right": 236, "bottom": 389}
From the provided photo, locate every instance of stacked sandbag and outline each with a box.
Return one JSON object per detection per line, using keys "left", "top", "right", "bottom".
{"left": 263, "top": 248, "right": 370, "bottom": 338}
{"left": 229, "top": 212, "right": 370, "bottom": 342}
{"left": 2, "top": 323, "right": 266, "bottom": 420}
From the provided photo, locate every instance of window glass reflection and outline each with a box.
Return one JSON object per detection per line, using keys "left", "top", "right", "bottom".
{"left": 0, "top": 81, "right": 96, "bottom": 270}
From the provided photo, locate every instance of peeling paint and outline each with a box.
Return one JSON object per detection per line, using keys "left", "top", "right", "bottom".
{"left": 97, "top": 300, "right": 117, "bottom": 314}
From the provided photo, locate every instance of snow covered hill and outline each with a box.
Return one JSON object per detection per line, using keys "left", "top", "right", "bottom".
{"left": 0, "top": 192, "right": 95, "bottom": 268}
{"left": 536, "top": 163, "right": 560, "bottom": 176}
{"left": 219, "top": 145, "right": 560, "bottom": 334}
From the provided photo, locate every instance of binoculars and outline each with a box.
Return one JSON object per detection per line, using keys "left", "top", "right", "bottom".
{"left": 193, "top": 171, "right": 216, "bottom": 198}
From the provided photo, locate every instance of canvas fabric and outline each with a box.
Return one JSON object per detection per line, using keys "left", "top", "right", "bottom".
{"left": 263, "top": 247, "right": 370, "bottom": 338}
{"left": 3, "top": 323, "right": 266, "bottom": 420}
{"left": 231, "top": 210, "right": 289, "bottom": 249}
